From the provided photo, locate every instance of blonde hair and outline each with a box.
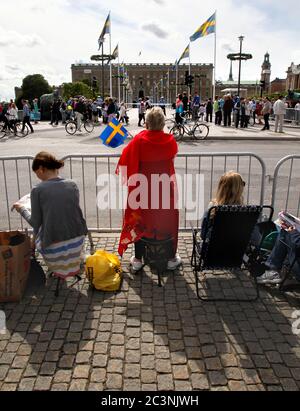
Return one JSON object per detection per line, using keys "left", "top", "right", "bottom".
{"left": 145, "top": 107, "right": 165, "bottom": 131}
{"left": 212, "top": 171, "right": 245, "bottom": 206}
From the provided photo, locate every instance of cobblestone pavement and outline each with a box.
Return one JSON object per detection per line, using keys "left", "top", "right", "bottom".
{"left": 1, "top": 233, "right": 300, "bottom": 391}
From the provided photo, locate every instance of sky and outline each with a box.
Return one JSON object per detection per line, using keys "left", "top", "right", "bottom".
{"left": 0, "top": 0, "right": 299, "bottom": 100}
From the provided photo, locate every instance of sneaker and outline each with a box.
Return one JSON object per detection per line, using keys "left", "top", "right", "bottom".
{"left": 130, "top": 256, "right": 143, "bottom": 271}
{"left": 256, "top": 270, "right": 282, "bottom": 285}
{"left": 167, "top": 255, "right": 182, "bottom": 271}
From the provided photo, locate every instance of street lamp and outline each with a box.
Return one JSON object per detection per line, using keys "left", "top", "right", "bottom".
{"left": 237, "top": 36, "right": 244, "bottom": 98}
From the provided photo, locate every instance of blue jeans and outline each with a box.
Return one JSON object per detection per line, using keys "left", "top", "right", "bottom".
{"left": 266, "top": 229, "right": 300, "bottom": 280}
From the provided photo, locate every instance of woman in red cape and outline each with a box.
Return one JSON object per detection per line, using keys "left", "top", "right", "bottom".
{"left": 116, "top": 107, "right": 181, "bottom": 271}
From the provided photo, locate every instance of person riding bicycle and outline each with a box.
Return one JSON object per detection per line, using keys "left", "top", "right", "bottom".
{"left": 74, "top": 97, "right": 87, "bottom": 132}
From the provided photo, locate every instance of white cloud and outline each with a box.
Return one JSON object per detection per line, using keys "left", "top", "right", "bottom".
{"left": 142, "top": 23, "right": 168, "bottom": 39}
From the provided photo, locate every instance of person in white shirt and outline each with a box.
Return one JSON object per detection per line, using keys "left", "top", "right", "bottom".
{"left": 7, "top": 103, "right": 18, "bottom": 134}
{"left": 273, "top": 95, "right": 287, "bottom": 133}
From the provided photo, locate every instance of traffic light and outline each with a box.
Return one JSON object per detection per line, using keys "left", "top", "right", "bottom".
{"left": 184, "top": 71, "right": 189, "bottom": 86}
{"left": 260, "top": 80, "right": 265, "bottom": 90}
{"left": 188, "top": 74, "right": 194, "bottom": 85}
{"left": 92, "top": 76, "right": 98, "bottom": 89}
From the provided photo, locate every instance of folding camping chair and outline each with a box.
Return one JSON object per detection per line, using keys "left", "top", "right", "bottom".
{"left": 191, "top": 205, "right": 265, "bottom": 302}
{"left": 278, "top": 239, "right": 300, "bottom": 293}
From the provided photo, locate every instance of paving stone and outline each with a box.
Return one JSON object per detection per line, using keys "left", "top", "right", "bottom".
{"left": 34, "top": 376, "right": 52, "bottom": 391}
{"left": 24, "top": 364, "right": 39, "bottom": 378}
{"left": 63, "top": 343, "right": 78, "bottom": 355}
{"left": 156, "top": 359, "right": 172, "bottom": 374}
{"left": 52, "top": 383, "right": 69, "bottom": 391}
{"left": 208, "top": 371, "right": 227, "bottom": 386}
{"left": 91, "top": 368, "right": 106, "bottom": 383}
{"left": 266, "top": 351, "right": 283, "bottom": 364}
{"left": 141, "top": 370, "right": 157, "bottom": 384}
{"left": 258, "top": 369, "right": 279, "bottom": 385}
{"left": 39, "top": 362, "right": 56, "bottom": 376}
{"left": 228, "top": 380, "right": 248, "bottom": 391}
{"left": 58, "top": 355, "right": 75, "bottom": 369}
{"left": 18, "top": 378, "right": 36, "bottom": 391}
{"left": 88, "top": 383, "right": 104, "bottom": 391}
{"left": 106, "top": 374, "right": 122, "bottom": 390}
{"left": 11, "top": 356, "right": 28, "bottom": 369}
{"left": 126, "top": 350, "right": 140, "bottom": 364}
{"left": 191, "top": 373, "right": 209, "bottom": 390}
{"left": 220, "top": 354, "right": 238, "bottom": 367}
{"left": 157, "top": 374, "right": 174, "bottom": 391}
{"left": 5, "top": 369, "right": 23, "bottom": 383}
{"left": 73, "top": 365, "right": 90, "bottom": 379}
{"left": 75, "top": 351, "right": 92, "bottom": 364}
{"left": 281, "top": 378, "right": 299, "bottom": 391}
{"left": 0, "top": 383, "right": 18, "bottom": 391}
{"left": 173, "top": 365, "right": 189, "bottom": 380}
{"left": 202, "top": 345, "right": 217, "bottom": 358}
{"left": 272, "top": 364, "right": 291, "bottom": 379}
{"left": 142, "top": 383, "right": 157, "bottom": 391}
{"left": 225, "top": 367, "right": 243, "bottom": 380}
{"left": 205, "top": 357, "right": 223, "bottom": 371}
{"left": 124, "top": 364, "right": 140, "bottom": 379}
{"left": 69, "top": 379, "right": 87, "bottom": 391}
{"left": 53, "top": 370, "right": 72, "bottom": 383}
{"left": 241, "top": 369, "right": 261, "bottom": 385}
{"left": 141, "top": 355, "right": 155, "bottom": 370}
{"left": 107, "top": 359, "right": 123, "bottom": 374}
{"left": 174, "top": 380, "right": 192, "bottom": 391}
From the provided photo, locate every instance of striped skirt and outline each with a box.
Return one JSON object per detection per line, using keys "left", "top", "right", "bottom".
{"left": 36, "top": 235, "right": 86, "bottom": 280}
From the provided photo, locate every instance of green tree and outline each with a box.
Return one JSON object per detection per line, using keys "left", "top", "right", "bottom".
{"left": 62, "top": 82, "right": 93, "bottom": 100}
{"left": 21, "top": 74, "right": 52, "bottom": 101}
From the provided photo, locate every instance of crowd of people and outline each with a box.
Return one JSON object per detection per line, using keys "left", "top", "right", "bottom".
{"left": 49, "top": 96, "right": 130, "bottom": 128}
{"left": 0, "top": 99, "right": 35, "bottom": 135}
{"left": 175, "top": 92, "right": 300, "bottom": 132}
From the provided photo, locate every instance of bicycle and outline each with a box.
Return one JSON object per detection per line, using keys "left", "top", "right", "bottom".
{"left": 0, "top": 120, "right": 29, "bottom": 140}
{"left": 169, "top": 115, "right": 209, "bottom": 141}
{"left": 65, "top": 116, "right": 94, "bottom": 135}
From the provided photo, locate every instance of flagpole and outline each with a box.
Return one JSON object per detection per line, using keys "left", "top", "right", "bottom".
{"left": 176, "top": 63, "right": 178, "bottom": 100}
{"left": 213, "top": 10, "right": 217, "bottom": 101}
{"left": 188, "top": 42, "right": 191, "bottom": 95}
{"left": 109, "top": 15, "right": 112, "bottom": 97}
{"left": 117, "top": 47, "right": 121, "bottom": 103}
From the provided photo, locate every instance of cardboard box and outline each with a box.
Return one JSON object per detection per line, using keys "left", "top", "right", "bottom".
{"left": 0, "top": 231, "right": 31, "bottom": 303}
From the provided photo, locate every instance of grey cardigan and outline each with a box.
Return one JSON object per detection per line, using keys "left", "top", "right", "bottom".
{"left": 20, "top": 178, "right": 87, "bottom": 248}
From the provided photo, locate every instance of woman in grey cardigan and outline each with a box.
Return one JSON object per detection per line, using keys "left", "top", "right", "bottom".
{"left": 13, "top": 151, "right": 88, "bottom": 280}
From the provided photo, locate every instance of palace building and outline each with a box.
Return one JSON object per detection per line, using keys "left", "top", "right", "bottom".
{"left": 71, "top": 63, "right": 213, "bottom": 103}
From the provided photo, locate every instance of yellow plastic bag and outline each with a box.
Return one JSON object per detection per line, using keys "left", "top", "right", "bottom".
{"left": 85, "top": 250, "right": 122, "bottom": 291}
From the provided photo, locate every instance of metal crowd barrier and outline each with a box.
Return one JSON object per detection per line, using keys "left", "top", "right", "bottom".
{"left": 271, "top": 155, "right": 300, "bottom": 217}
{"left": 0, "top": 153, "right": 266, "bottom": 232}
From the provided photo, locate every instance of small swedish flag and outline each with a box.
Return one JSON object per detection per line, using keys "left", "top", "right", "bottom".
{"left": 100, "top": 118, "right": 128, "bottom": 148}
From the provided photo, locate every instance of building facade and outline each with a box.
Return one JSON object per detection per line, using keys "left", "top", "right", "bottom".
{"left": 286, "top": 63, "right": 300, "bottom": 91}
{"left": 71, "top": 63, "right": 213, "bottom": 103}
{"left": 270, "top": 78, "right": 286, "bottom": 94}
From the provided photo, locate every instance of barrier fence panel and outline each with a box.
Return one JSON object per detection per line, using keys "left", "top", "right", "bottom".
{"left": 0, "top": 156, "right": 35, "bottom": 231}
{"left": 0, "top": 153, "right": 266, "bottom": 233}
{"left": 61, "top": 153, "right": 266, "bottom": 232}
{"left": 271, "top": 155, "right": 300, "bottom": 217}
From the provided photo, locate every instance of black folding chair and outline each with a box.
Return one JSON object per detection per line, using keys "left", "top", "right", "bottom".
{"left": 191, "top": 205, "right": 264, "bottom": 302}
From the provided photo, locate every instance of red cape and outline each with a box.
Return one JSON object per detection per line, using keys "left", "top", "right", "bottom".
{"left": 116, "top": 130, "right": 179, "bottom": 256}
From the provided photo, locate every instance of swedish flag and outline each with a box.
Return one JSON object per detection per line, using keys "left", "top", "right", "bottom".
{"left": 100, "top": 118, "right": 128, "bottom": 148}
{"left": 190, "top": 12, "right": 216, "bottom": 42}
{"left": 98, "top": 12, "right": 111, "bottom": 49}
{"left": 178, "top": 45, "right": 190, "bottom": 65}
{"left": 112, "top": 44, "right": 119, "bottom": 59}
